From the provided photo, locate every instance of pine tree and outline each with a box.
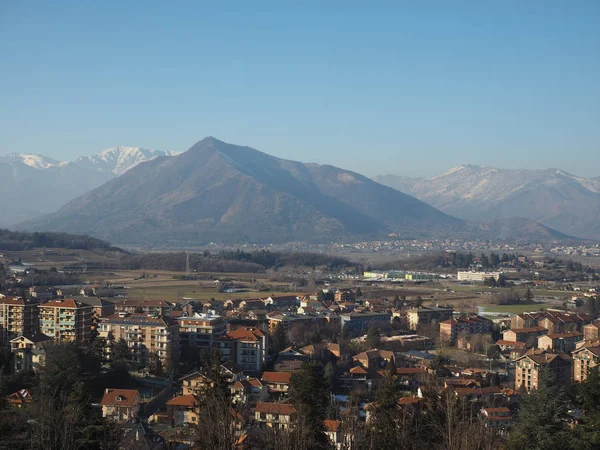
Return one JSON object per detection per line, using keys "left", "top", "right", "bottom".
{"left": 506, "top": 369, "right": 574, "bottom": 450}
{"left": 271, "top": 322, "right": 287, "bottom": 354}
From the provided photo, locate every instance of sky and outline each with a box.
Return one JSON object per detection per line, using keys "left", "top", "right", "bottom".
{"left": 1, "top": 1, "right": 599, "bottom": 178}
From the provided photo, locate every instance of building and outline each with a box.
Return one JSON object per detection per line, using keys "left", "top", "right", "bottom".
{"left": 583, "top": 321, "right": 600, "bottom": 341}
{"left": 514, "top": 350, "right": 572, "bottom": 390}
{"left": 511, "top": 311, "right": 593, "bottom": 333}
{"left": 178, "top": 312, "right": 227, "bottom": 351}
{"left": 439, "top": 315, "right": 493, "bottom": 343}
{"left": 335, "top": 290, "right": 355, "bottom": 303}
{"left": 537, "top": 332, "right": 583, "bottom": 353}
{"left": 0, "top": 297, "right": 40, "bottom": 345}
{"left": 340, "top": 311, "right": 392, "bottom": 334}
{"left": 73, "top": 296, "right": 115, "bottom": 318}
{"left": 407, "top": 306, "right": 453, "bottom": 331}
{"left": 10, "top": 331, "right": 52, "bottom": 372}
{"left": 216, "top": 327, "right": 268, "bottom": 373}
{"left": 39, "top": 299, "right": 93, "bottom": 343}
{"left": 255, "top": 402, "right": 296, "bottom": 429}
{"left": 352, "top": 349, "right": 395, "bottom": 371}
{"left": 263, "top": 295, "right": 299, "bottom": 308}
{"left": 457, "top": 271, "right": 501, "bottom": 282}
{"left": 502, "top": 327, "right": 547, "bottom": 346}
{"left": 162, "top": 394, "right": 200, "bottom": 427}
{"left": 98, "top": 313, "right": 179, "bottom": 366}
{"left": 572, "top": 345, "right": 600, "bottom": 383}
{"left": 101, "top": 388, "right": 142, "bottom": 422}
{"left": 114, "top": 299, "right": 173, "bottom": 317}
{"left": 261, "top": 371, "right": 292, "bottom": 397}
{"left": 267, "top": 312, "right": 329, "bottom": 333}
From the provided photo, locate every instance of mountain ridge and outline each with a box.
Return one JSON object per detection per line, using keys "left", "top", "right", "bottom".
{"left": 20, "top": 137, "right": 465, "bottom": 245}
{"left": 375, "top": 165, "right": 600, "bottom": 239}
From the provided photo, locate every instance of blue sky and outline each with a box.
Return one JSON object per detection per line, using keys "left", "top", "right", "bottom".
{"left": 1, "top": 1, "right": 599, "bottom": 177}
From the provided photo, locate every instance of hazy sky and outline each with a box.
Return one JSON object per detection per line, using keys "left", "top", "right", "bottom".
{"left": 1, "top": 1, "right": 599, "bottom": 178}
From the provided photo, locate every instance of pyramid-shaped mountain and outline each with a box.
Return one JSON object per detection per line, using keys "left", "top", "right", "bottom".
{"left": 22, "top": 137, "right": 465, "bottom": 244}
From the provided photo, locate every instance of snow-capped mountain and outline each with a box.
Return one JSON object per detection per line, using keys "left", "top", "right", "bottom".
{"left": 375, "top": 165, "right": 600, "bottom": 239}
{"left": 0, "top": 146, "right": 178, "bottom": 226}
{"left": 73, "top": 146, "right": 179, "bottom": 176}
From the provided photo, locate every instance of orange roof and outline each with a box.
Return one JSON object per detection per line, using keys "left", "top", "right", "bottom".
{"left": 256, "top": 402, "right": 296, "bottom": 415}
{"left": 398, "top": 397, "right": 423, "bottom": 405}
{"left": 350, "top": 366, "right": 368, "bottom": 375}
{"left": 484, "top": 407, "right": 510, "bottom": 414}
{"left": 324, "top": 419, "right": 341, "bottom": 432}
{"left": 262, "top": 371, "right": 292, "bottom": 384}
{"left": 227, "top": 327, "right": 265, "bottom": 342}
{"left": 166, "top": 394, "right": 199, "bottom": 407}
{"left": 0, "top": 297, "right": 33, "bottom": 306}
{"left": 6, "top": 389, "right": 33, "bottom": 405}
{"left": 100, "top": 389, "right": 140, "bottom": 407}
{"left": 396, "top": 368, "right": 426, "bottom": 375}
{"left": 40, "top": 299, "right": 83, "bottom": 309}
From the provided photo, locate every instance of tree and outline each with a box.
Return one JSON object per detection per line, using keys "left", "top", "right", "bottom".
{"left": 524, "top": 287, "right": 534, "bottom": 303}
{"left": 111, "top": 338, "right": 130, "bottom": 366}
{"left": 506, "top": 369, "right": 574, "bottom": 450}
{"left": 414, "top": 296, "right": 424, "bottom": 308}
{"left": 323, "top": 361, "right": 336, "bottom": 392}
{"left": 355, "top": 287, "right": 363, "bottom": 297}
{"left": 289, "top": 362, "right": 330, "bottom": 450}
{"left": 366, "top": 325, "right": 380, "bottom": 348}
{"left": 271, "top": 322, "right": 287, "bottom": 354}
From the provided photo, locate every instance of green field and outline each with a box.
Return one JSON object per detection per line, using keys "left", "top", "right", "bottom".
{"left": 127, "top": 286, "right": 299, "bottom": 303}
{"left": 479, "top": 303, "right": 550, "bottom": 314}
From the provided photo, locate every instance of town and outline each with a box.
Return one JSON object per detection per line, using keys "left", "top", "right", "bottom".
{"left": 2, "top": 248, "right": 600, "bottom": 449}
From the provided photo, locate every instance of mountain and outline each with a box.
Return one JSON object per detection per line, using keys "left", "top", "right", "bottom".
{"left": 72, "top": 146, "right": 179, "bottom": 176}
{"left": 0, "top": 147, "right": 176, "bottom": 226}
{"left": 375, "top": 165, "right": 600, "bottom": 239}
{"left": 21, "top": 137, "right": 465, "bottom": 245}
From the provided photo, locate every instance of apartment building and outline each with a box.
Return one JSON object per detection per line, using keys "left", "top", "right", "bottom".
{"left": 178, "top": 312, "right": 227, "bottom": 351}
{"left": 537, "top": 332, "right": 583, "bottom": 353}
{"left": 0, "top": 297, "right": 40, "bottom": 345}
{"left": 572, "top": 345, "right": 600, "bottom": 383}
{"left": 514, "top": 349, "right": 572, "bottom": 390}
{"left": 114, "top": 299, "right": 173, "bottom": 317}
{"left": 502, "top": 327, "right": 547, "bottom": 346}
{"left": 511, "top": 311, "right": 593, "bottom": 333}
{"left": 407, "top": 306, "right": 453, "bottom": 331}
{"left": 340, "top": 311, "right": 392, "bottom": 333}
{"left": 216, "top": 327, "right": 268, "bottom": 373}
{"left": 98, "top": 313, "right": 179, "bottom": 365}
{"left": 39, "top": 299, "right": 93, "bottom": 343}
{"left": 439, "top": 315, "right": 493, "bottom": 343}
{"left": 10, "top": 330, "right": 51, "bottom": 372}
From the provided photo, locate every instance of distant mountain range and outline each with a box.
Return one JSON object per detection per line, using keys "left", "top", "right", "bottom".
{"left": 375, "top": 165, "right": 600, "bottom": 239}
{"left": 0, "top": 147, "right": 177, "bottom": 225}
{"left": 21, "top": 137, "right": 466, "bottom": 245}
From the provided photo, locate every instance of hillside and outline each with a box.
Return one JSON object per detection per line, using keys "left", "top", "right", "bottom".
{"left": 21, "top": 137, "right": 465, "bottom": 245}
{"left": 375, "top": 166, "right": 600, "bottom": 239}
{"left": 0, "top": 147, "right": 176, "bottom": 226}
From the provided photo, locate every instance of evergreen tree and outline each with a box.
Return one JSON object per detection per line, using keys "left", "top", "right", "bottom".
{"left": 271, "top": 322, "right": 287, "bottom": 354}
{"left": 506, "top": 369, "right": 574, "bottom": 450}
{"left": 289, "top": 362, "right": 330, "bottom": 449}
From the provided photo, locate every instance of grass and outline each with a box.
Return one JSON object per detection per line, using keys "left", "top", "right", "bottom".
{"left": 127, "top": 285, "right": 300, "bottom": 303}
{"left": 479, "top": 303, "right": 550, "bottom": 314}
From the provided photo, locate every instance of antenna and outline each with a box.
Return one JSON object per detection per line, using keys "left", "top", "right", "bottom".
{"left": 185, "top": 252, "right": 190, "bottom": 276}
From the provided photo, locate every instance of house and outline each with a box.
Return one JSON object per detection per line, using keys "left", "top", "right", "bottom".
{"left": 255, "top": 402, "right": 296, "bottom": 429}
{"left": 496, "top": 340, "right": 527, "bottom": 351}
{"left": 10, "top": 331, "right": 52, "bottom": 372}
{"left": 352, "top": 349, "right": 395, "bottom": 371}
{"left": 481, "top": 407, "right": 513, "bottom": 429}
{"left": 334, "top": 290, "right": 355, "bottom": 303}
{"left": 180, "top": 371, "right": 214, "bottom": 396}
{"left": 238, "top": 299, "right": 265, "bottom": 311}
{"left": 231, "top": 378, "right": 268, "bottom": 406}
{"left": 164, "top": 394, "right": 200, "bottom": 427}
{"left": 583, "top": 321, "right": 600, "bottom": 341}
{"left": 395, "top": 367, "right": 428, "bottom": 390}
{"left": 324, "top": 419, "right": 344, "bottom": 449}
{"left": 261, "top": 371, "right": 292, "bottom": 397}
{"left": 100, "top": 389, "right": 141, "bottom": 421}
{"left": 5, "top": 389, "right": 34, "bottom": 408}
{"left": 264, "top": 295, "right": 299, "bottom": 308}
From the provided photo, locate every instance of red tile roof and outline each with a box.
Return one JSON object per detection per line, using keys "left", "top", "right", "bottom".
{"left": 255, "top": 402, "right": 296, "bottom": 415}
{"left": 166, "top": 394, "right": 199, "bottom": 407}
{"left": 261, "top": 372, "right": 292, "bottom": 384}
{"left": 40, "top": 299, "right": 85, "bottom": 309}
{"left": 324, "top": 419, "right": 341, "bottom": 432}
{"left": 100, "top": 389, "right": 140, "bottom": 407}
{"left": 227, "top": 327, "right": 265, "bottom": 342}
